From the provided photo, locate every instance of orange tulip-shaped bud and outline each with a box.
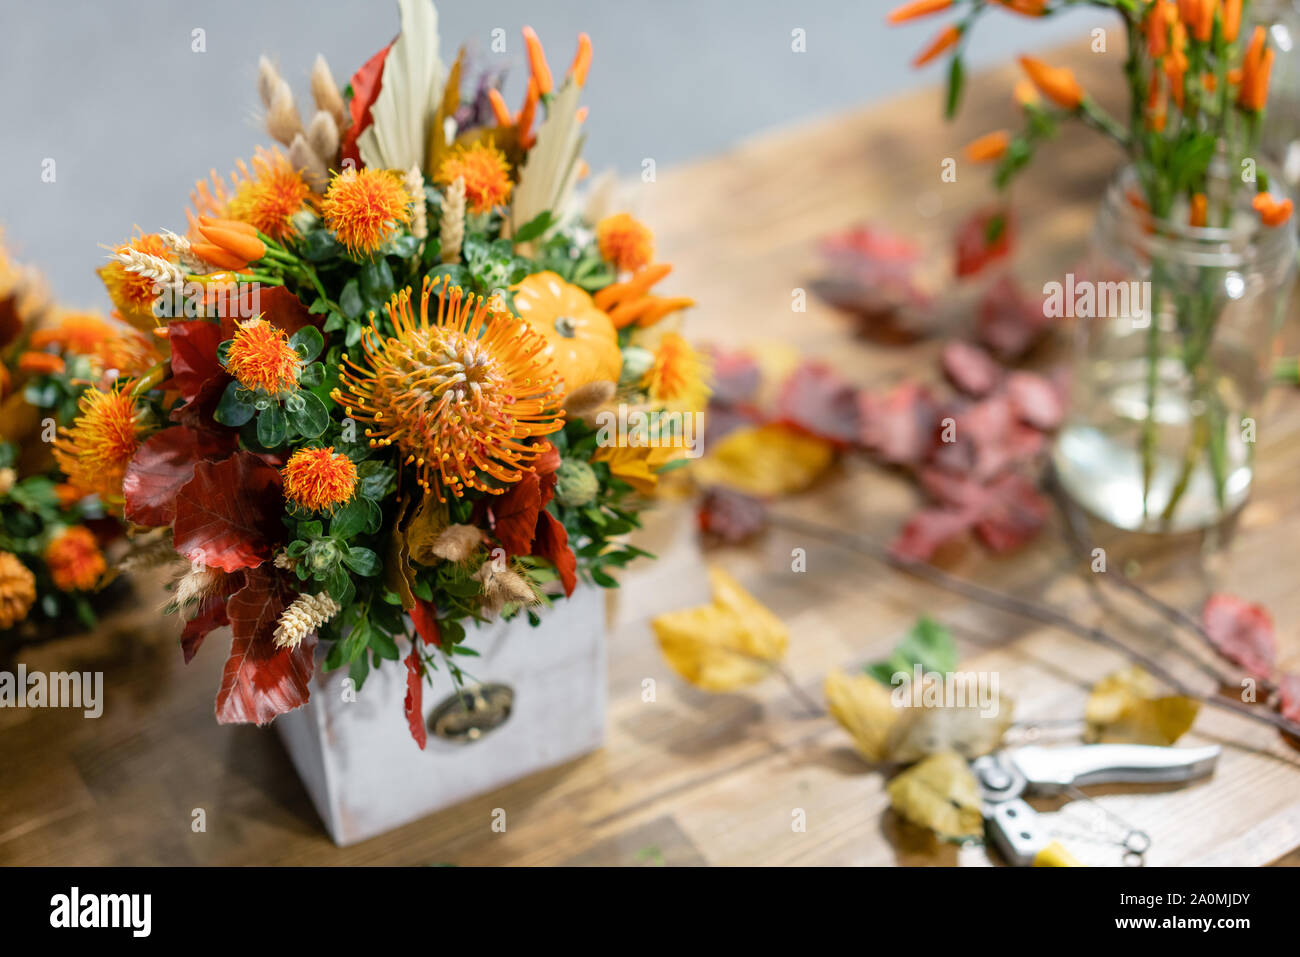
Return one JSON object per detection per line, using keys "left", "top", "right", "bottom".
{"left": 1253, "top": 191, "right": 1294, "bottom": 227}
{"left": 522, "top": 26, "right": 553, "bottom": 95}
{"left": 1189, "top": 193, "right": 1208, "bottom": 228}
{"left": 1222, "top": 0, "right": 1243, "bottom": 43}
{"left": 196, "top": 220, "right": 266, "bottom": 265}
{"left": 913, "top": 24, "right": 962, "bottom": 67}
{"left": 887, "top": 0, "right": 952, "bottom": 24}
{"left": 1018, "top": 55, "right": 1084, "bottom": 109}
{"left": 568, "top": 32, "right": 593, "bottom": 87}
{"left": 964, "top": 130, "right": 1010, "bottom": 163}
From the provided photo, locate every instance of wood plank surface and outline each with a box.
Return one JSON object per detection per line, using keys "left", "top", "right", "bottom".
{"left": 3, "top": 34, "right": 1300, "bottom": 866}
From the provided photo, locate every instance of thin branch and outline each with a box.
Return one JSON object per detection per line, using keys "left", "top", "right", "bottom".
{"left": 767, "top": 511, "right": 1300, "bottom": 741}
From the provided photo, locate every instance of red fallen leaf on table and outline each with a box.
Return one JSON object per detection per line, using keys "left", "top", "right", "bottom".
{"left": 534, "top": 509, "right": 577, "bottom": 597}
{"left": 698, "top": 486, "right": 767, "bottom": 544}
{"left": 941, "top": 340, "right": 1002, "bottom": 397}
{"left": 891, "top": 508, "right": 977, "bottom": 562}
{"left": 182, "top": 591, "right": 234, "bottom": 664}
{"left": 954, "top": 208, "right": 1012, "bottom": 279}
{"left": 123, "top": 426, "right": 238, "bottom": 527}
{"left": 706, "top": 346, "right": 762, "bottom": 409}
{"left": 404, "top": 646, "right": 427, "bottom": 750}
{"left": 219, "top": 285, "right": 318, "bottom": 342}
{"left": 776, "top": 360, "right": 862, "bottom": 447}
{"left": 976, "top": 274, "right": 1051, "bottom": 360}
{"left": 930, "top": 393, "right": 1045, "bottom": 480}
{"left": 491, "top": 471, "right": 543, "bottom": 556}
{"left": 340, "top": 40, "right": 394, "bottom": 168}
{"left": 1006, "top": 370, "right": 1064, "bottom": 431}
{"left": 916, "top": 469, "right": 1048, "bottom": 555}
{"left": 167, "top": 319, "right": 225, "bottom": 400}
{"left": 173, "top": 451, "right": 285, "bottom": 572}
{"left": 821, "top": 224, "right": 922, "bottom": 268}
{"left": 216, "top": 568, "right": 314, "bottom": 725}
{"left": 859, "top": 381, "right": 940, "bottom": 467}
{"left": 1280, "top": 674, "right": 1300, "bottom": 724}
{"left": 1201, "top": 594, "right": 1276, "bottom": 679}
{"left": 815, "top": 225, "right": 933, "bottom": 342}
{"left": 410, "top": 597, "right": 441, "bottom": 646}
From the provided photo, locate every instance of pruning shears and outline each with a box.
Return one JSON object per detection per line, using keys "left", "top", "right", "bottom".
{"left": 972, "top": 743, "right": 1221, "bottom": 866}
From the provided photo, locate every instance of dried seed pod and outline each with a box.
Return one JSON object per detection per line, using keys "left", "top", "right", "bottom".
{"left": 307, "top": 110, "right": 340, "bottom": 167}
{"left": 310, "top": 53, "right": 347, "bottom": 132}
{"left": 289, "top": 133, "right": 329, "bottom": 192}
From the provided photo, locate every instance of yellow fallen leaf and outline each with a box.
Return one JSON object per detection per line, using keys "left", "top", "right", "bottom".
{"left": 692, "top": 423, "right": 834, "bottom": 497}
{"left": 1084, "top": 665, "right": 1199, "bottom": 745}
{"left": 652, "top": 566, "right": 788, "bottom": 691}
{"left": 825, "top": 669, "right": 900, "bottom": 762}
{"left": 887, "top": 691, "right": 1015, "bottom": 763}
{"left": 886, "top": 750, "right": 984, "bottom": 842}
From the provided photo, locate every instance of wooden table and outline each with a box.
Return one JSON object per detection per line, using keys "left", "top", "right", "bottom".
{"left": 4, "top": 36, "right": 1300, "bottom": 866}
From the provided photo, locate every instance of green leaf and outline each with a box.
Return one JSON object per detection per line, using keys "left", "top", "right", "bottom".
{"left": 945, "top": 56, "right": 965, "bottom": 120}
{"left": 328, "top": 495, "right": 370, "bottom": 538}
{"left": 340, "top": 279, "right": 364, "bottom": 320}
{"left": 288, "top": 389, "right": 330, "bottom": 438}
{"left": 342, "top": 546, "right": 380, "bottom": 577}
{"left": 299, "top": 229, "right": 346, "bottom": 262}
{"left": 256, "top": 403, "right": 287, "bottom": 447}
{"left": 513, "top": 210, "right": 554, "bottom": 243}
{"left": 298, "top": 361, "right": 325, "bottom": 388}
{"left": 865, "top": 618, "right": 958, "bottom": 687}
{"left": 214, "top": 380, "right": 255, "bottom": 427}
{"left": 360, "top": 258, "right": 395, "bottom": 305}
{"left": 290, "top": 325, "right": 324, "bottom": 362}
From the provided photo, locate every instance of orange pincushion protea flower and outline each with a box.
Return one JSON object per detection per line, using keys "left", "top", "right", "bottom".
{"left": 98, "top": 233, "right": 173, "bottom": 329}
{"left": 596, "top": 213, "right": 655, "bottom": 273}
{"left": 644, "top": 332, "right": 711, "bottom": 411}
{"left": 225, "top": 150, "right": 313, "bottom": 240}
{"left": 332, "top": 277, "right": 564, "bottom": 501}
{"left": 0, "top": 551, "right": 36, "bottom": 628}
{"left": 224, "top": 318, "right": 301, "bottom": 393}
{"left": 44, "top": 526, "right": 106, "bottom": 592}
{"left": 53, "top": 383, "right": 149, "bottom": 503}
{"left": 436, "top": 141, "right": 513, "bottom": 214}
{"left": 282, "top": 447, "right": 358, "bottom": 512}
{"left": 322, "top": 168, "right": 413, "bottom": 257}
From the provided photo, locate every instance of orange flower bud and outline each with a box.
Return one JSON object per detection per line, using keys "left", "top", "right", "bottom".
{"left": 913, "top": 24, "right": 962, "bottom": 67}
{"left": 964, "top": 130, "right": 1010, "bottom": 163}
{"left": 568, "top": 32, "right": 592, "bottom": 87}
{"left": 887, "top": 0, "right": 952, "bottom": 23}
{"left": 1145, "top": 0, "right": 1172, "bottom": 58}
{"left": 992, "top": 0, "right": 1049, "bottom": 15}
{"left": 522, "top": 26, "right": 553, "bottom": 95}
{"left": 1237, "top": 26, "right": 1273, "bottom": 111}
{"left": 1018, "top": 55, "right": 1084, "bottom": 110}
{"left": 1222, "top": 0, "right": 1242, "bottom": 43}
{"left": 1189, "top": 193, "right": 1207, "bottom": 228}
{"left": 1253, "top": 191, "right": 1293, "bottom": 227}
{"left": 487, "top": 87, "right": 511, "bottom": 126}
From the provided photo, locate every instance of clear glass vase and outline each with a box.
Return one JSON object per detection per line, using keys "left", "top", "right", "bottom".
{"left": 1052, "top": 167, "right": 1297, "bottom": 533}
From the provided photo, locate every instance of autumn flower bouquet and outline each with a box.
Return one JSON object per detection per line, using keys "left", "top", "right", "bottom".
{"left": 892, "top": 0, "right": 1297, "bottom": 532}
{"left": 81, "top": 0, "right": 704, "bottom": 739}
{"left": 0, "top": 235, "right": 149, "bottom": 638}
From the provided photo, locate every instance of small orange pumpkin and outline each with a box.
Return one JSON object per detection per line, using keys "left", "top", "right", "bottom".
{"left": 511, "top": 271, "right": 621, "bottom": 395}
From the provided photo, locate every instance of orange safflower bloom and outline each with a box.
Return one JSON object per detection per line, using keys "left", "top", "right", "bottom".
{"left": 0, "top": 551, "right": 36, "bottom": 629}
{"left": 1222, "top": 0, "right": 1243, "bottom": 43}
{"left": 44, "top": 526, "right": 106, "bottom": 592}
{"left": 222, "top": 149, "right": 312, "bottom": 241}
{"left": 435, "top": 141, "right": 513, "bottom": 214}
{"left": 1237, "top": 27, "right": 1274, "bottom": 111}
{"left": 596, "top": 213, "right": 655, "bottom": 273}
{"left": 913, "top": 24, "right": 962, "bottom": 67}
{"left": 964, "top": 130, "right": 1010, "bottom": 163}
{"left": 322, "top": 167, "right": 413, "bottom": 257}
{"left": 282, "top": 447, "right": 358, "bottom": 512}
{"left": 224, "top": 317, "right": 301, "bottom": 394}
{"left": 17, "top": 351, "right": 65, "bottom": 375}
{"left": 1253, "top": 192, "right": 1293, "bottom": 227}
{"left": 644, "top": 333, "right": 711, "bottom": 411}
{"left": 53, "top": 383, "right": 149, "bottom": 503}
{"left": 887, "top": 0, "right": 952, "bottom": 24}
{"left": 332, "top": 277, "right": 563, "bottom": 502}
{"left": 98, "top": 233, "right": 174, "bottom": 331}
{"left": 522, "top": 26, "right": 553, "bottom": 95}
{"left": 1018, "top": 56, "right": 1084, "bottom": 109}
{"left": 1189, "top": 193, "right": 1208, "bottom": 227}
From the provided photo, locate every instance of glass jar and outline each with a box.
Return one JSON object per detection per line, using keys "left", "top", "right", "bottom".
{"left": 1052, "top": 167, "right": 1297, "bottom": 533}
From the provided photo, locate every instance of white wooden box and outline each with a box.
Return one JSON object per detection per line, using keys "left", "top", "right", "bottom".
{"left": 275, "top": 585, "right": 607, "bottom": 846}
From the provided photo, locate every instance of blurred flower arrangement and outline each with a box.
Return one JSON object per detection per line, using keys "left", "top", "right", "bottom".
{"left": 76, "top": 0, "right": 703, "bottom": 740}
{"left": 0, "top": 234, "right": 147, "bottom": 636}
{"left": 892, "top": 0, "right": 1298, "bottom": 532}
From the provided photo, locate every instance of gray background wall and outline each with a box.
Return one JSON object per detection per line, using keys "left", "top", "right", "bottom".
{"left": 0, "top": 0, "right": 1092, "bottom": 307}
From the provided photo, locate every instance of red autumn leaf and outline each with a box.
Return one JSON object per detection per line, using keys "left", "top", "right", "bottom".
{"left": 1006, "top": 371, "right": 1065, "bottom": 431}
{"left": 776, "top": 360, "right": 862, "bottom": 447}
{"left": 491, "top": 472, "right": 543, "bottom": 556}
{"left": 976, "top": 275, "right": 1051, "bottom": 360}
{"left": 173, "top": 451, "right": 284, "bottom": 572}
{"left": 903, "top": 469, "right": 1048, "bottom": 557}
{"left": 706, "top": 346, "right": 762, "bottom": 410}
{"left": 698, "top": 486, "right": 767, "bottom": 544}
{"left": 969, "top": 473, "right": 1049, "bottom": 553}
{"left": 123, "top": 426, "right": 237, "bottom": 527}
{"left": 891, "top": 508, "right": 975, "bottom": 562}
{"left": 534, "top": 509, "right": 577, "bottom": 597}
{"left": 1279, "top": 674, "right": 1300, "bottom": 724}
{"left": 340, "top": 40, "right": 394, "bottom": 168}
{"left": 533, "top": 442, "right": 562, "bottom": 507}
{"left": 954, "top": 207, "right": 1013, "bottom": 278}
{"left": 170, "top": 375, "right": 230, "bottom": 432}
{"left": 219, "top": 285, "right": 318, "bottom": 342}
{"left": 216, "top": 570, "right": 315, "bottom": 725}
{"left": 167, "top": 319, "right": 225, "bottom": 401}
{"left": 815, "top": 226, "right": 933, "bottom": 342}
{"left": 410, "top": 597, "right": 441, "bottom": 646}
{"left": 181, "top": 591, "right": 232, "bottom": 664}
{"left": 1201, "top": 594, "right": 1276, "bottom": 679}
{"left": 929, "top": 393, "right": 1045, "bottom": 480}
{"left": 858, "top": 380, "right": 940, "bottom": 467}
{"left": 941, "top": 340, "right": 1002, "bottom": 398}
{"left": 404, "top": 646, "right": 427, "bottom": 750}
